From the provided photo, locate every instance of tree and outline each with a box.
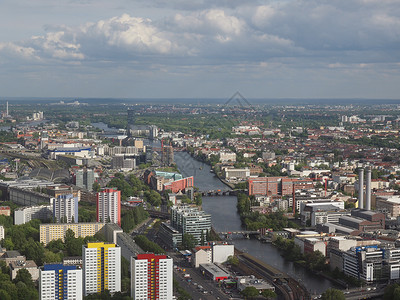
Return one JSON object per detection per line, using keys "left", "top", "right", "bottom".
{"left": 181, "top": 233, "right": 197, "bottom": 250}
{"left": 261, "top": 289, "right": 277, "bottom": 299}
{"left": 241, "top": 286, "right": 259, "bottom": 299}
{"left": 0, "top": 290, "right": 11, "bottom": 300}
{"left": 226, "top": 255, "right": 239, "bottom": 266}
{"left": 93, "top": 182, "right": 101, "bottom": 192}
{"left": 321, "top": 288, "right": 345, "bottom": 300}
{"left": 14, "top": 269, "right": 34, "bottom": 288}
{"left": 384, "top": 284, "right": 400, "bottom": 300}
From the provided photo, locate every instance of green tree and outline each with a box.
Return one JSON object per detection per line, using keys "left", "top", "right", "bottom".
{"left": 321, "top": 288, "right": 345, "bottom": 300}
{"left": 241, "top": 286, "right": 259, "bottom": 299}
{"left": 181, "top": 233, "right": 197, "bottom": 250}
{"left": 93, "top": 182, "right": 101, "bottom": 192}
{"left": 384, "top": 284, "right": 400, "bottom": 300}
{"left": 226, "top": 255, "right": 239, "bottom": 266}
{"left": 261, "top": 289, "right": 277, "bottom": 299}
{"left": 0, "top": 289, "right": 11, "bottom": 300}
{"left": 14, "top": 269, "right": 34, "bottom": 288}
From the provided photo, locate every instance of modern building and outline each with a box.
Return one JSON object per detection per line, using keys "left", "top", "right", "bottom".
{"left": 170, "top": 205, "right": 211, "bottom": 243}
{"left": 40, "top": 223, "right": 105, "bottom": 245}
{"left": 39, "top": 264, "right": 82, "bottom": 300}
{"left": 53, "top": 194, "right": 78, "bottom": 223}
{"left": 111, "top": 156, "right": 136, "bottom": 170}
{"left": 14, "top": 204, "right": 53, "bottom": 225}
{"left": 76, "top": 169, "right": 95, "bottom": 191}
{"left": 83, "top": 242, "right": 121, "bottom": 296}
{"left": 131, "top": 253, "right": 173, "bottom": 300}
{"left": 163, "top": 177, "right": 194, "bottom": 193}
{"left": 97, "top": 188, "right": 121, "bottom": 226}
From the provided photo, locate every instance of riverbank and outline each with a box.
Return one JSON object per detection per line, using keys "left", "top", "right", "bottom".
{"left": 174, "top": 152, "right": 336, "bottom": 293}
{"left": 185, "top": 150, "right": 235, "bottom": 190}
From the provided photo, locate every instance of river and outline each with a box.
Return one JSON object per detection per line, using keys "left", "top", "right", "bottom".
{"left": 174, "top": 151, "right": 336, "bottom": 294}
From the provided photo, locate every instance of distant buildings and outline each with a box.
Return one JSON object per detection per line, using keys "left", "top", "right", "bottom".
{"left": 53, "top": 194, "right": 78, "bottom": 223}
{"left": 97, "top": 188, "right": 121, "bottom": 226}
{"left": 162, "top": 146, "right": 174, "bottom": 166}
{"left": 83, "top": 242, "right": 121, "bottom": 296}
{"left": 0, "top": 206, "right": 10, "bottom": 216}
{"left": 39, "top": 264, "right": 82, "bottom": 300}
{"left": 144, "top": 170, "right": 193, "bottom": 193}
{"left": 131, "top": 254, "right": 173, "bottom": 300}
{"left": 248, "top": 177, "right": 314, "bottom": 196}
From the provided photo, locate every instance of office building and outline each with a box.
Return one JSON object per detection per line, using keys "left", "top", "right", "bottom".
{"left": 83, "top": 242, "right": 121, "bottom": 296}
{"left": 53, "top": 194, "right": 78, "bottom": 223}
{"left": 171, "top": 205, "right": 211, "bottom": 242}
{"left": 97, "top": 188, "right": 121, "bottom": 226}
{"left": 76, "top": 169, "right": 95, "bottom": 191}
{"left": 40, "top": 223, "right": 105, "bottom": 245}
{"left": 131, "top": 253, "right": 173, "bottom": 300}
{"left": 39, "top": 263, "right": 82, "bottom": 300}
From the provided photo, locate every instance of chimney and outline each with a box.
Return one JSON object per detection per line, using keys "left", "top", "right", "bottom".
{"left": 365, "top": 166, "right": 372, "bottom": 210}
{"left": 358, "top": 168, "right": 364, "bottom": 209}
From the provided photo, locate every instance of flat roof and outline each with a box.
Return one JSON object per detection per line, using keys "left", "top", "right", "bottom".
{"left": 200, "top": 263, "right": 230, "bottom": 278}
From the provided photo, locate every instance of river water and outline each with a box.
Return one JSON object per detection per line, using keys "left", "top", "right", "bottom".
{"left": 174, "top": 151, "right": 336, "bottom": 294}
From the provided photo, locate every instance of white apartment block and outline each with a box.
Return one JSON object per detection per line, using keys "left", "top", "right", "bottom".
{"left": 39, "top": 264, "right": 82, "bottom": 300}
{"left": 14, "top": 204, "right": 53, "bottom": 225}
{"left": 53, "top": 194, "right": 78, "bottom": 223}
{"left": 97, "top": 188, "right": 121, "bottom": 226}
{"left": 83, "top": 242, "right": 121, "bottom": 296}
{"left": 131, "top": 254, "right": 173, "bottom": 300}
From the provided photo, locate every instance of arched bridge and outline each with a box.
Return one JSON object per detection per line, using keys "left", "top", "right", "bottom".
{"left": 218, "top": 230, "right": 260, "bottom": 239}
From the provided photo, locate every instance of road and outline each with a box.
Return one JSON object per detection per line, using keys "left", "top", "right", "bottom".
{"left": 169, "top": 251, "right": 234, "bottom": 300}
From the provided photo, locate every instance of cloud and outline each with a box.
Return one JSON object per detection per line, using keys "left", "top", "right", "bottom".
{"left": 0, "top": 0, "right": 399, "bottom": 71}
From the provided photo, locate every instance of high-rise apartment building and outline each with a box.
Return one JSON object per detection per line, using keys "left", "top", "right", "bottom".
{"left": 97, "top": 188, "right": 121, "bottom": 226}
{"left": 39, "top": 264, "right": 82, "bottom": 300}
{"left": 131, "top": 254, "right": 173, "bottom": 300}
{"left": 83, "top": 242, "right": 121, "bottom": 296}
{"left": 53, "top": 194, "right": 78, "bottom": 223}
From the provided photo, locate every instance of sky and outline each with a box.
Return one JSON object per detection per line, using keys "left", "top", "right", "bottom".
{"left": 0, "top": 0, "right": 400, "bottom": 99}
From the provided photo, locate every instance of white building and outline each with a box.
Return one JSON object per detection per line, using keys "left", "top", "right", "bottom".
{"left": 97, "top": 188, "right": 121, "bottom": 226}
{"left": 131, "top": 254, "right": 173, "bottom": 300}
{"left": 212, "top": 244, "right": 235, "bottom": 264}
{"left": 0, "top": 225, "right": 4, "bottom": 241}
{"left": 219, "top": 152, "right": 236, "bottom": 163}
{"left": 39, "top": 264, "right": 82, "bottom": 300}
{"left": 224, "top": 168, "right": 250, "bottom": 180}
{"left": 14, "top": 204, "right": 53, "bottom": 225}
{"left": 53, "top": 194, "right": 78, "bottom": 223}
{"left": 83, "top": 242, "right": 121, "bottom": 296}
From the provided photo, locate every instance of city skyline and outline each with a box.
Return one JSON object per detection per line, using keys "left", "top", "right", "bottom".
{"left": 1, "top": 0, "right": 399, "bottom": 99}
